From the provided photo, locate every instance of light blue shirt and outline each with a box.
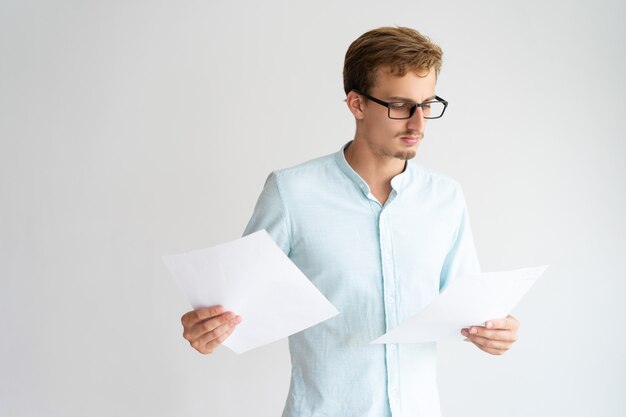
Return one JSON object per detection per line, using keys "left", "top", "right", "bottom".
{"left": 243, "top": 142, "right": 481, "bottom": 417}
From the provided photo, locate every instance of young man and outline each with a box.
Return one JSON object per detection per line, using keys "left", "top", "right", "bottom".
{"left": 181, "top": 27, "right": 519, "bottom": 417}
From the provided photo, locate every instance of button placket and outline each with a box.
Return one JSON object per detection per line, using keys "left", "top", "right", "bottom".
{"left": 379, "top": 209, "right": 400, "bottom": 416}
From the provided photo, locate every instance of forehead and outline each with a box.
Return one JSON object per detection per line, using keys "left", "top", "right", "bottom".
{"left": 371, "top": 66, "right": 437, "bottom": 101}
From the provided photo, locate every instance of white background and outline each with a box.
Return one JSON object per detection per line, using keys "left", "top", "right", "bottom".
{"left": 1, "top": 1, "right": 625, "bottom": 416}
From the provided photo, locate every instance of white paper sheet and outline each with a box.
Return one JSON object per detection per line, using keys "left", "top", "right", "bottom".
{"left": 371, "top": 265, "right": 548, "bottom": 344}
{"left": 163, "top": 230, "right": 339, "bottom": 353}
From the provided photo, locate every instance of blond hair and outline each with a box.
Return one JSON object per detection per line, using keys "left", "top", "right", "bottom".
{"left": 343, "top": 26, "right": 443, "bottom": 95}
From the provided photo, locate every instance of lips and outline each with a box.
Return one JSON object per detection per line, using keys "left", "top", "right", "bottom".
{"left": 400, "top": 136, "right": 420, "bottom": 145}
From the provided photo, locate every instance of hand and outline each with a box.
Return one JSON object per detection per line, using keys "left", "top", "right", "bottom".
{"left": 461, "top": 315, "right": 519, "bottom": 355}
{"left": 181, "top": 305, "right": 242, "bottom": 354}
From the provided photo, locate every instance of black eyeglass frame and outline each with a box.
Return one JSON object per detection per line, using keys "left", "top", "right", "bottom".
{"left": 352, "top": 89, "right": 449, "bottom": 120}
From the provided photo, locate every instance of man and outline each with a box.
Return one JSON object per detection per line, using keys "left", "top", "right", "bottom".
{"left": 180, "top": 27, "right": 519, "bottom": 417}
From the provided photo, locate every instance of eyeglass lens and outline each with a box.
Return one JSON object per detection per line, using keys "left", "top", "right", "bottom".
{"left": 389, "top": 101, "right": 445, "bottom": 119}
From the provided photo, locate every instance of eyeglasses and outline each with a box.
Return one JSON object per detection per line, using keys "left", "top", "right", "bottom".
{"left": 352, "top": 89, "right": 448, "bottom": 120}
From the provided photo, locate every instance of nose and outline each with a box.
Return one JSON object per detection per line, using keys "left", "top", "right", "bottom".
{"left": 406, "top": 106, "right": 426, "bottom": 132}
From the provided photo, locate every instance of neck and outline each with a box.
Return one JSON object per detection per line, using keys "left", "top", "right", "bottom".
{"left": 344, "top": 138, "right": 406, "bottom": 188}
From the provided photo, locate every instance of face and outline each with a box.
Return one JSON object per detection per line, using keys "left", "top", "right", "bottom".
{"left": 354, "top": 66, "right": 437, "bottom": 161}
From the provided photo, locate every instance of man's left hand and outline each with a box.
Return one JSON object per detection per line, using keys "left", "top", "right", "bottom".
{"left": 461, "top": 315, "right": 519, "bottom": 355}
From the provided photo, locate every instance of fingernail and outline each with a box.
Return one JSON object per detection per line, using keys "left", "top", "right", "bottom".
{"left": 486, "top": 322, "right": 493, "bottom": 329}
{"left": 461, "top": 329, "right": 468, "bottom": 337}
{"left": 235, "top": 315, "right": 242, "bottom": 324}
{"left": 470, "top": 327, "right": 477, "bottom": 334}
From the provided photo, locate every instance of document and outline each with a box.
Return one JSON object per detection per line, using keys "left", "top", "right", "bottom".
{"left": 163, "top": 230, "right": 339, "bottom": 353}
{"left": 371, "top": 265, "right": 548, "bottom": 344}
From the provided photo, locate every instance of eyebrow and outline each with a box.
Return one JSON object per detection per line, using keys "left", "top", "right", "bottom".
{"left": 387, "top": 95, "right": 437, "bottom": 102}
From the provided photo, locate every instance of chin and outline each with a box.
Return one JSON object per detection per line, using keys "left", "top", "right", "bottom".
{"left": 394, "top": 150, "right": 417, "bottom": 160}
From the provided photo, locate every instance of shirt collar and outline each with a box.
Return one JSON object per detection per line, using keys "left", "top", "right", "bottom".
{"left": 334, "top": 141, "right": 411, "bottom": 195}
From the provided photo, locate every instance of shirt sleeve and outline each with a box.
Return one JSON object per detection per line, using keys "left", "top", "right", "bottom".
{"left": 439, "top": 185, "right": 481, "bottom": 292}
{"left": 242, "top": 171, "right": 292, "bottom": 256}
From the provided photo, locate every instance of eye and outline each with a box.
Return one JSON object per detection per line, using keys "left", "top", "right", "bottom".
{"left": 389, "top": 102, "right": 412, "bottom": 110}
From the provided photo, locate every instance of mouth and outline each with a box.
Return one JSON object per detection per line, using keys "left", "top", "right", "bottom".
{"left": 400, "top": 136, "right": 421, "bottom": 146}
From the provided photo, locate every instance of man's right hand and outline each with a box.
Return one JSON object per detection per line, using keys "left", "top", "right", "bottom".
{"left": 181, "top": 305, "right": 242, "bottom": 354}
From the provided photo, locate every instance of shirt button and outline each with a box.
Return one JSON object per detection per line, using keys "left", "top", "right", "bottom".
{"left": 388, "top": 296, "right": 395, "bottom": 304}
{"left": 385, "top": 253, "right": 391, "bottom": 260}
{"left": 389, "top": 344, "right": 396, "bottom": 350}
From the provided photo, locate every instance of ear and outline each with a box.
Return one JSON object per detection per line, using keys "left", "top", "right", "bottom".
{"left": 345, "top": 91, "right": 366, "bottom": 120}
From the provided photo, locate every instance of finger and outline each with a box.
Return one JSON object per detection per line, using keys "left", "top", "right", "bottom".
{"left": 197, "top": 317, "right": 241, "bottom": 354}
{"left": 465, "top": 326, "right": 517, "bottom": 342}
{"left": 484, "top": 315, "right": 518, "bottom": 330}
{"left": 473, "top": 341, "right": 508, "bottom": 356}
{"left": 185, "top": 312, "right": 236, "bottom": 341}
{"left": 203, "top": 323, "right": 239, "bottom": 354}
{"left": 181, "top": 305, "right": 224, "bottom": 327}
{"left": 190, "top": 320, "right": 234, "bottom": 353}
{"left": 466, "top": 334, "right": 514, "bottom": 351}
{"left": 463, "top": 334, "right": 509, "bottom": 355}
